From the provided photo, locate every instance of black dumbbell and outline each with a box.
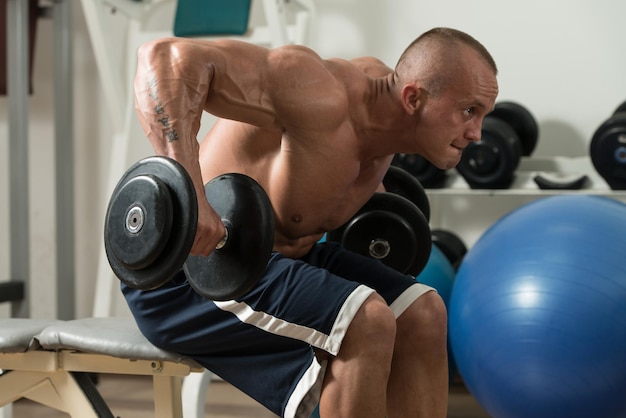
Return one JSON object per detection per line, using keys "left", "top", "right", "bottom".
{"left": 391, "top": 154, "right": 448, "bottom": 189}
{"left": 327, "top": 191, "right": 431, "bottom": 277}
{"left": 456, "top": 101, "right": 539, "bottom": 189}
{"left": 104, "top": 156, "right": 275, "bottom": 301}
{"left": 383, "top": 165, "right": 431, "bottom": 221}
{"left": 489, "top": 101, "right": 539, "bottom": 157}
{"left": 431, "top": 229, "right": 467, "bottom": 271}
{"left": 590, "top": 101, "right": 626, "bottom": 190}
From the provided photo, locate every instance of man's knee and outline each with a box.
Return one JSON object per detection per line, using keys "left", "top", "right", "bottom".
{"left": 345, "top": 293, "right": 397, "bottom": 353}
{"left": 397, "top": 291, "right": 447, "bottom": 344}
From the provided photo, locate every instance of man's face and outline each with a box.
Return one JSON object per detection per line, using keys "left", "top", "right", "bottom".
{"left": 416, "top": 53, "right": 499, "bottom": 170}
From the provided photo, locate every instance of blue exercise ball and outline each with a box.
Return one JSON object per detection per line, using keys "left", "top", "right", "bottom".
{"left": 449, "top": 195, "right": 626, "bottom": 418}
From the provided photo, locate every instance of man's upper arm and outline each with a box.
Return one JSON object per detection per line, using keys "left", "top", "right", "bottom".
{"left": 134, "top": 38, "right": 280, "bottom": 133}
{"left": 134, "top": 38, "right": 349, "bottom": 144}
{"left": 201, "top": 41, "right": 347, "bottom": 131}
{"left": 196, "top": 40, "right": 281, "bottom": 127}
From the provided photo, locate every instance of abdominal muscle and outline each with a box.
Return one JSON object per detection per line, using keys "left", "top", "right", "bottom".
{"left": 198, "top": 119, "right": 388, "bottom": 259}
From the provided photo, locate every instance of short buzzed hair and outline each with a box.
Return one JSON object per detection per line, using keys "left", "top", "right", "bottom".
{"left": 394, "top": 27, "right": 498, "bottom": 96}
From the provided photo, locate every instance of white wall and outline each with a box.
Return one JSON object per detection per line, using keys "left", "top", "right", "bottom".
{"left": 1, "top": 0, "right": 625, "bottom": 319}
{"left": 317, "top": 0, "right": 626, "bottom": 156}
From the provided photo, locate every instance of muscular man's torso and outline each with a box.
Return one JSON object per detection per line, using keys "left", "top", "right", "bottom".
{"left": 193, "top": 52, "right": 396, "bottom": 258}
{"left": 198, "top": 117, "right": 392, "bottom": 259}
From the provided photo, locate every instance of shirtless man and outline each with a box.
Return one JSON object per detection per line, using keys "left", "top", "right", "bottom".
{"left": 122, "top": 27, "right": 498, "bottom": 417}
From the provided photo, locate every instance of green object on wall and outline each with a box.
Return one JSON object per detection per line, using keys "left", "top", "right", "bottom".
{"left": 174, "top": 0, "right": 252, "bottom": 37}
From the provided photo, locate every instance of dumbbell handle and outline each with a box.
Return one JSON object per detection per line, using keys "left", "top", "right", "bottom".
{"left": 215, "top": 226, "right": 229, "bottom": 250}
{"left": 369, "top": 238, "right": 391, "bottom": 259}
{"left": 128, "top": 204, "right": 230, "bottom": 250}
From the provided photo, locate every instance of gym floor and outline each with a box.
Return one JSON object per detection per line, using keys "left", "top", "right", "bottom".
{"left": 12, "top": 374, "right": 491, "bottom": 417}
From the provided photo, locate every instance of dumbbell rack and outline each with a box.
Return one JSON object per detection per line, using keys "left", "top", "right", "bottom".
{"left": 3, "top": 0, "right": 75, "bottom": 319}
{"left": 426, "top": 155, "right": 626, "bottom": 248}
{"left": 431, "top": 156, "right": 615, "bottom": 194}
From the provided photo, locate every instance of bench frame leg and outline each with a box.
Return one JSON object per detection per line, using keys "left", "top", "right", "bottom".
{"left": 0, "top": 351, "right": 201, "bottom": 418}
{"left": 0, "top": 369, "right": 109, "bottom": 417}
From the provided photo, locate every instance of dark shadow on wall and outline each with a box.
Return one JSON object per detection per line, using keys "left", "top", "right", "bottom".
{"left": 534, "top": 119, "right": 589, "bottom": 157}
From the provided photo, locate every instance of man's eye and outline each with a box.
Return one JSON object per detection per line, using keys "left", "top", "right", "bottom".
{"left": 465, "top": 107, "right": 474, "bottom": 115}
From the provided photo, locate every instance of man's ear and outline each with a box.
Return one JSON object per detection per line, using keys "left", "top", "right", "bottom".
{"left": 400, "top": 82, "right": 424, "bottom": 115}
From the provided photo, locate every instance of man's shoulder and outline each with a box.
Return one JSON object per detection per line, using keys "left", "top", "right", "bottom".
{"left": 349, "top": 57, "right": 393, "bottom": 78}
{"left": 268, "top": 46, "right": 379, "bottom": 81}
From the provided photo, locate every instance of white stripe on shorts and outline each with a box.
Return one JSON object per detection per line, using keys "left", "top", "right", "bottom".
{"left": 213, "top": 285, "right": 374, "bottom": 355}
{"left": 389, "top": 282, "right": 436, "bottom": 318}
{"left": 323, "top": 285, "right": 374, "bottom": 355}
{"left": 284, "top": 356, "right": 326, "bottom": 418}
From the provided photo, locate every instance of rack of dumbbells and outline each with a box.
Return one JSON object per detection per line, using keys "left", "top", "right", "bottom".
{"left": 393, "top": 100, "right": 626, "bottom": 194}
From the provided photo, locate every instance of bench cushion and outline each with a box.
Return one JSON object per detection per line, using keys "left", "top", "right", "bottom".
{"left": 35, "top": 317, "right": 201, "bottom": 368}
{"left": 0, "top": 319, "right": 60, "bottom": 352}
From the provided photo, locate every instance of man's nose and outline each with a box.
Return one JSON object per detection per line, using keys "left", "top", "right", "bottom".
{"left": 466, "top": 120, "right": 483, "bottom": 143}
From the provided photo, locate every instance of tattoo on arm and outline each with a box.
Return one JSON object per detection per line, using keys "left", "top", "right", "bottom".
{"left": 146, "top": 77, "right": 179, "bottom": 142}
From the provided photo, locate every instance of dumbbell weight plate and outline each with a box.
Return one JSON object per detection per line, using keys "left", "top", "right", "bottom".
{"left": 456, "top": 117, "right": 521, "bottom": 189}
{"left": 590, "top": 112, "right": 626, "bottom": 190}
{"left": 489, "top": 101, "right": 539, "bottom": 156}
{"left": 383, "top": 165, "right": 431, "bottom": 221}
{"left": 104, "top": 156, "right": 197, "bottom": 290}
{"left": 106, "top": 174, "right": 173, "bottom": 270}
{"left": 328, "top": 192, "right": 431, "bottom": 276}
{"left": 342, "top": 210, "right": 418, "bottom": 274}
{"left": 184, "top": 173, "right": 275, "bottom": 301}
{"left": 431, "top": 229, "right": 467, "bottom": 271}
{"left": 391, "top": 153, "right": 448, "bottom": 189}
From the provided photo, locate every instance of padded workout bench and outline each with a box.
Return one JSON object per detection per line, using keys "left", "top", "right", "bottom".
{"left": 0, "top": 317, "right": 204, "bottom": 417}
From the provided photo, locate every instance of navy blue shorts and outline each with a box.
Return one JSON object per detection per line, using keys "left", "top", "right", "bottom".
{"left": 122, "top": 241, "right": 434, "bottom": 417}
